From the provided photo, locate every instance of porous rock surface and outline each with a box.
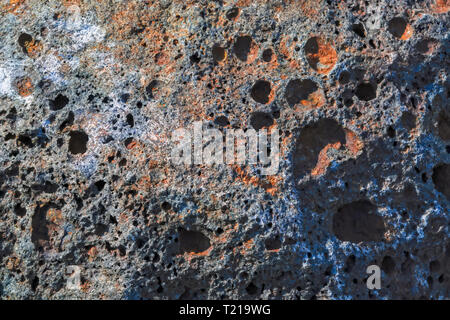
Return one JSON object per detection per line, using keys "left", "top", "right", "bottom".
{"left": 0, "top": 0, "right": 449, "bottom": 300}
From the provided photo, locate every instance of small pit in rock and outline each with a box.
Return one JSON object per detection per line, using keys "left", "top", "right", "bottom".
{"left": 49, "top": 94, "right": 69, "bottom": 111}
{"left": 212, "top": 44, "right": 226, "bottom": 62}
{"left": 304, "top": 37, "right": 337, "bottom": 74}
{"left": 285, "top": 79, "right": 318, "bottom": 107}
{"left": 262, "top": 48, "right": 273, "bottom": 62}
{"left": 352, "top": 23, "right": 366, "bottom": 38}
{"left": 355, "top": 82, "right": 377, "bottom": 101}
{"left": 214, "top": 115, "right": 230, "bottom": 127}
{"left": 332, "top": 200, "right": 386, "bottom": 243}
{"left": 249, "top": 112, "right": 274, "bottom": 130}
{"left": 226, "top": 7, "right": 240, "bottom": 20}
{"left": 388, "top": 17, "right": 408, "bottom": 39}
{"left": 432, "top": 163, "right": 450, "bottom": 199}
{"left": 18, "top": 33, "right": 33, "bottom": 54}
{"left": 250, "top": 80, "right": 272, "bottom": 104}
{"left": 68, "top": 130, "right": 88, "bottom": 155}
{"left": 233, "top": 35, "right": 253, "bottom": 62}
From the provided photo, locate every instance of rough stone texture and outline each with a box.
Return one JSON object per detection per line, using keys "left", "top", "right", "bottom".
{"left": 0, "top": 0, "right": 449, "bottom": 300}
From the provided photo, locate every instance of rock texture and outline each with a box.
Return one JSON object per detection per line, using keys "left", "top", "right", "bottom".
{"left": 0, "top": 0, "right": 449, "bottom": 300}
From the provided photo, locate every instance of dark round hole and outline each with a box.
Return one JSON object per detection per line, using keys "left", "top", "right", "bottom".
{"left": 214, "top": 115, "right": 230, "bottom": 127}
{"left": 68, "top": 130, "right": 89, "bottom": 155}
{"left": 212, "top": 44, "right": 226, "bottom": 62}
{"left": 352, "top": 23, "right": 366, "bottom": 38}
{"left": 388, "top": 17, "right": 407, "bottom": 38}
{"left": 355, "top": 82, "right": 377, "bottom": 101}
{"left": 49, "top": 94, "right": 69, "bottom": 111}
{"left": 249, "top": 112, "right": 274, "bottom": 130}
{"left": 285, "top": 79, "right": 318, "bottom": 107}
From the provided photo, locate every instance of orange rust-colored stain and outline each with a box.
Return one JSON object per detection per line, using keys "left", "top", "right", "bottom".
{"left": 16, "top": 77, "right": 33, "bottom": 97}
{"left": 134, "top": 176, "right": 152, "bottom": 191}
{"left": 154, "top": 51, "right": 170, "bottom": 66}
{"left": 236, "top": 0, "right": 252, "bottom": 7}
{"left": 306, "top": 37, "right": 338, "bottom": 74}
{"left": 245, "top": 38, "right": 260, "bottom": 64}
{"left": 62, "top": 0, "right": 81, "bottom": 7}
{"left": 278, "top": 35, "right": 303, "bottom": 72}
{"left": 400, "top": 24, "right": 414, "bottom": 40}
{"left": 264, "top": 175, "right": 282, "bottom": 196}
{"left": 296, "top": 0, "right": 320, "bottom": 19}
{"left": 125, "top": 140, "right": 138, "bottom": 150}
{"left": 311, "top": 142, "right": 342, "bottom": 176}
{"left": 233, "top": 165, "right": 259, "bottom": 187}
{"left": 433, "top": 0, "right": 450, "bottom": 13}
{"left": 279, "top": 36, "right": 292, "bottom": 59}
{"left": 107, "top": 2, "right": 174, "bottom": 71}
{"left": 266, "top": 83, "right": 278, "bottom": 105}
{"left": 214, "top": 223, "right": 239, "bottom": 245}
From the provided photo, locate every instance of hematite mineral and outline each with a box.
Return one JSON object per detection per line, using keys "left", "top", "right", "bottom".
{"left": 0, "top": 0, "right": 448, "bottom": 300}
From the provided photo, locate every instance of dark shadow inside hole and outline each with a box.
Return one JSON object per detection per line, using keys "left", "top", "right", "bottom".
{"left": 388, "top": 17, "right": 407, "bottom": 38}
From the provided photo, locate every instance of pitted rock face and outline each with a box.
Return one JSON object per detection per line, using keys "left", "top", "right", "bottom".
{"left": 0, "top": 0, "right": 448, "bottom": 300}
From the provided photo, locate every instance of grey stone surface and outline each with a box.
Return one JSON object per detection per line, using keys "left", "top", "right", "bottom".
{"left": 0, "top": 0, "right": 449, "bottom": 299}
